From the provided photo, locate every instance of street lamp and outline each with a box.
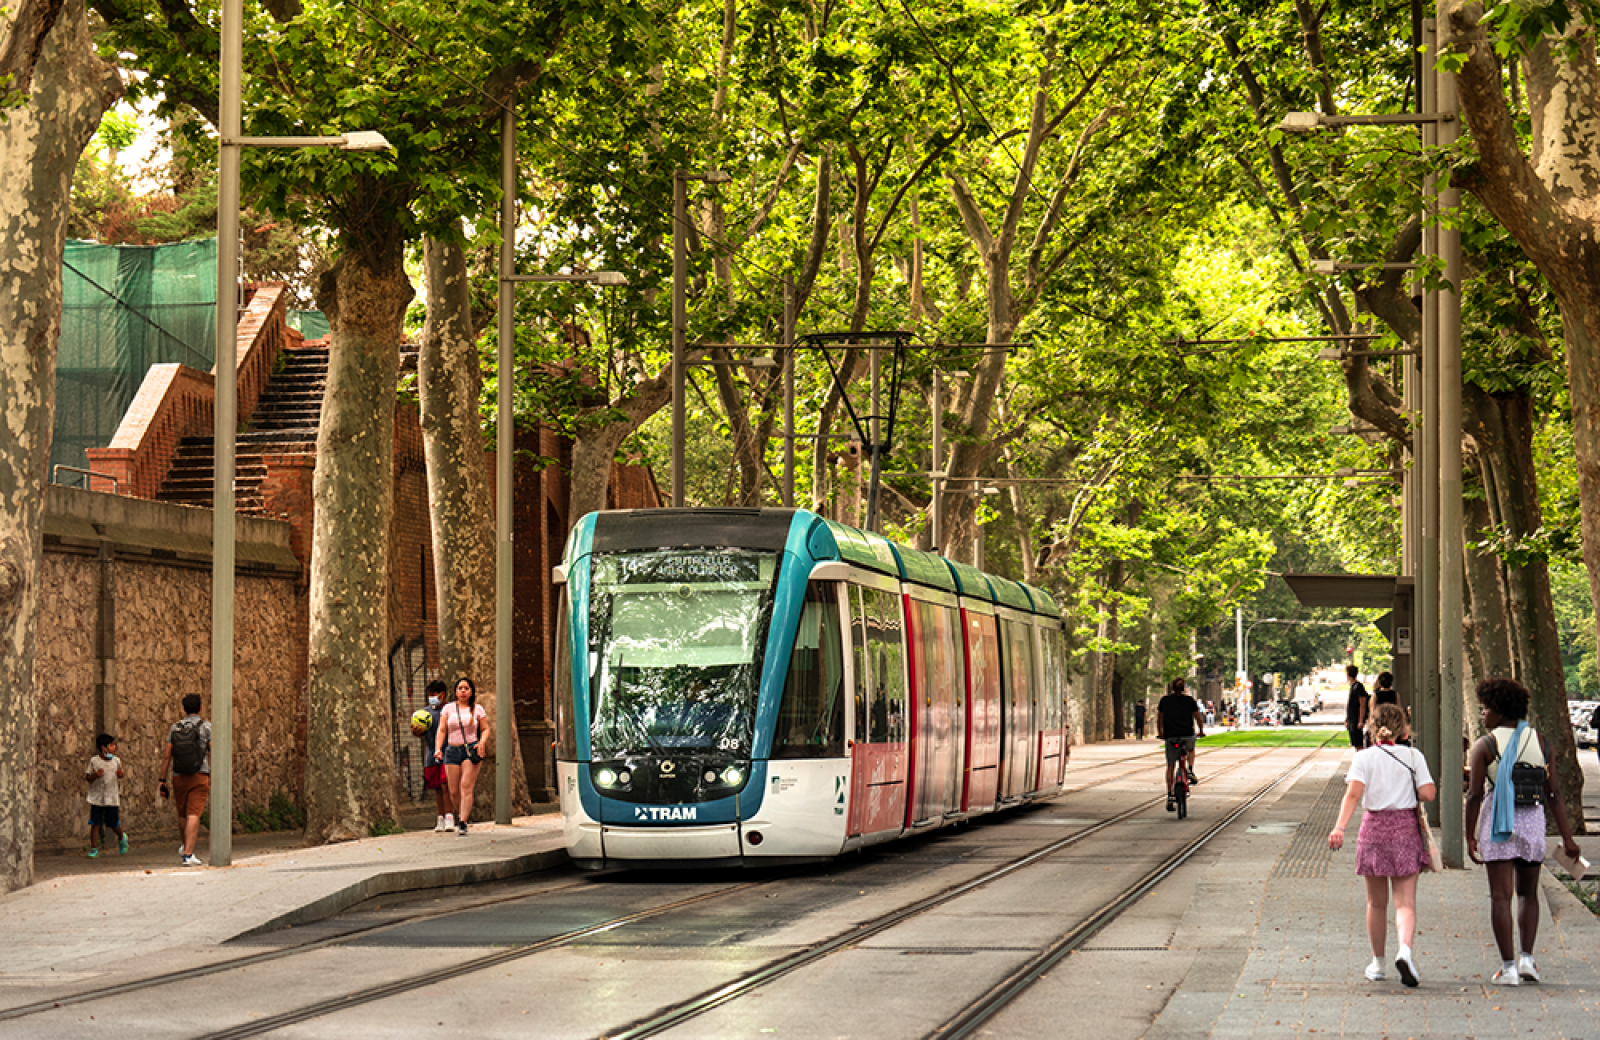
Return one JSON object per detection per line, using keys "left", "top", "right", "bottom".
{"left": 671, "top": 168, "right": 732, "bottom": 507}
{"left": 498, "top": 100, "right": 628, "bottom": 820}
{"left": 212, "top": 0, "right": 393, "bottom": 866}
{"left": 1279, "top": 75, "right": 1465, "bottom": 865}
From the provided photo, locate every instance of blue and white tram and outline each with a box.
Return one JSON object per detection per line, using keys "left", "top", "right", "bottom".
{"left": 553, "top": 508, "right": 1071, "bottom": 868}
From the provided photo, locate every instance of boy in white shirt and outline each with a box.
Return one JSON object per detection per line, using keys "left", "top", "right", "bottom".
{"left": 85, "top": 733, "right": 129, "bottom": 857}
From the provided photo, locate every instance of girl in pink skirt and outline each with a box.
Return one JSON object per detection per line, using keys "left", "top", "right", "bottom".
{"left": 1329, "top": 703, "right": 1436, "bottom": 987}
{"left": 1464, "top": 677, "right": 1583, "bottom": 986}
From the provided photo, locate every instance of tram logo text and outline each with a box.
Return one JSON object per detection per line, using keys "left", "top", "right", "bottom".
{"left": 634, "top": 806, "right": 699, "bottom": 822}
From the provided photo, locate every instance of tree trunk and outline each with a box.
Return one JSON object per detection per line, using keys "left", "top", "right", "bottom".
{"left": 1465, "top": 384, "right": 1585, "bottom": 829}
{"left": 567, "top": 369, "right": 675, "bottom": 526}
{"left": 419, "top": 233, "right": 532, "bottom": 815}
{"left": 303, "top": 248, "right": 412, "bottom": 843}
{"left": 0, "top": 0, "right": 118, "bottom": 893}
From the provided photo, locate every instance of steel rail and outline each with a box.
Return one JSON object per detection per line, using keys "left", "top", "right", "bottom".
{"left": 928, "top": 750, "right": 1325, "bottom": 1039}
{"left": 0, "top": 876, "right": 751, "bottom": 1025}
{"left": 596, "top": 742, "right": 1320, "bottom": 1040}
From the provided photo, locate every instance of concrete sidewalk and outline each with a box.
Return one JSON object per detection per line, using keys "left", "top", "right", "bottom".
{"left": 1151, "top": 745, "right": 1600, "bottom": 1038}
{"left": 0, "top": 811, "right": 569, "bottom": 980}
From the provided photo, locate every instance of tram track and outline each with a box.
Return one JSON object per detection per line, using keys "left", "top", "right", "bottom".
{"left": 595, "top": 742, "right": 1327, "bottom": 1040}
{"left": 0, "top": 739, "right": 1329, "bottom": 1038}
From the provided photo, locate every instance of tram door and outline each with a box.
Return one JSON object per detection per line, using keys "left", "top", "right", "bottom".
{"left": 998, "top": 615, "right": 1038, "bottom": 799}
{"left": 960, "top": 606, "right": 1001, "bottom": 813}
{"left": 847, "top": 585, "right": 909, "bottom": 837}
{"left": 907, "top": 593, "right": 965, "bottom": 826}
{"left": 1035, "top": 623, "right": 1067, "bottom": 789}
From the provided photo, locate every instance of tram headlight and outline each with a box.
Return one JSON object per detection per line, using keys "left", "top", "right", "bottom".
{"left": 703, "top": 769, "right": 718, "bottom": 784}
{"left": 595, "top": 768, "right": 618, "bottom": 787}
{"left": 721, "top": 766, "right": 744, "bottom": 786}
{"left": 618, "top": 770, "right": 631, "bottom": 785}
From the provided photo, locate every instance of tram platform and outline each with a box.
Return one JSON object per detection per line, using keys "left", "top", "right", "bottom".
{"left": 3, "top": 744, "right": 1599, "bottom": 1037}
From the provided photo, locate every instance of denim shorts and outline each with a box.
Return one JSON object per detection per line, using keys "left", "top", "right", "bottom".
{"left": 442, "top": 744, "right": 475, "bottom": 766}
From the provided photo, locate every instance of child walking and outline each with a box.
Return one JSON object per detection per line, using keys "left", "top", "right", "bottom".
{"left": 1328, "top": 704, "right": 1436, "bottom": 986}
{"left": 85, "top": 733, "right": 129, "bottom": 857}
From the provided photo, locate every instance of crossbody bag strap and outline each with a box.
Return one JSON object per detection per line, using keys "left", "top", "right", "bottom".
{"left": 1377, "top": 744, "right": 1422, "bottom": 798}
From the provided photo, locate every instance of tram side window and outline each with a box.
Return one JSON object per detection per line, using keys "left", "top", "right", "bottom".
{"left": 775, "top": 583, "right": 846, "bottom": 758}
{"left": 554, "top": 587, "right": 576, "bottom": 760}
{"left": 851, "top": 587, "right": 871, "bottom": 745}
{"left": 862, "top": 587, "right": 907, "bottom": 743}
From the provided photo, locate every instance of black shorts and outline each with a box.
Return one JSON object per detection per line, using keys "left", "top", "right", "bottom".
{"left": 88, "top": 804, "right": 121, "bottom": 829}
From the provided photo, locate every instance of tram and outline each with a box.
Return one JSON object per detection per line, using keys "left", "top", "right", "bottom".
{"left": 553, "top": 508, "right": 1071, "bottom": 868}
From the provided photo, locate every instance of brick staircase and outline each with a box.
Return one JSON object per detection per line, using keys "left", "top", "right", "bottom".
{"left": 156, "top": 343, "right": 328, "bottom": 514}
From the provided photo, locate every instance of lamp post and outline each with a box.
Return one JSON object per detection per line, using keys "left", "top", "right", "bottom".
{"left": 1280, "top": 76, "right": 1464, "bottom": 864}
{"left": 212, "top": 0, "right": 390, "bottom": 866}
{"left": 498, "top": 101, "right": 627, "bottom": 820}
{"left": 670, "top": 169, "right": 731, "bottom": 506}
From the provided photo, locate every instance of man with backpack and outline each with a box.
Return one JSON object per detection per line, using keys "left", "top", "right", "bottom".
{"left": 159, "top": 694, "right": 211, "bottom": 866}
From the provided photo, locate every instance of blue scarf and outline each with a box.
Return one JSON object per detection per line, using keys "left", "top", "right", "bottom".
{"left": 1489, "top": 721, "right": 1527, "bottom": 843}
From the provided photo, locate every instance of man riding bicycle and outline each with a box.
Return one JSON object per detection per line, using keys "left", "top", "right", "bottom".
{"left": 1157, "top": 676, "right": 1206, "bottom": 812}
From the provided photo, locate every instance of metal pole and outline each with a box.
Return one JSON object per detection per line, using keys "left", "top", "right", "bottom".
{"left": 209, "top": 0, "right": 243, "bottom": 868}
{"left": 1435, "top": 21, "right": 1465, "bottom": 867}
{"left": 932, "top": 370, "right": 943, "bottom": 553}
{"left": 671, "top": 171, "right": 688, "bottom": 507}
{"left": 783, "top": 275, "right": 795, "bottom": 509}
{"left": 1418, "top": 18, "right": 1442, "bottom": 823}
{"left": 494, "top": 102, "right": 515, "bottom": 825}
{"left": 865, "top": 345, "right": 881, "bottom": 532}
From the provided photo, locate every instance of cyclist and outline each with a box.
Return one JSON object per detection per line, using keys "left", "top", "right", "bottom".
{"left": 1158, "top": 677, "right": 1206, "bottom": 812}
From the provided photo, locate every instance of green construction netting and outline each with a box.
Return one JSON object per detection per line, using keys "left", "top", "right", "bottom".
{"left": 53, "top": 238, "right": 218, "bottom": 484}
{"left": 288, "top": 309, "right": 329, "bottom": 340}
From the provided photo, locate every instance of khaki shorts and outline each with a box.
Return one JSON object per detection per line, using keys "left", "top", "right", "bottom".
{"left": 173, "top": 772, "right": 210, "bottom": 818}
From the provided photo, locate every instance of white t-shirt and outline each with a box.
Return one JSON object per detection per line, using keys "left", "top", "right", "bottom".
{"left": 87, "top": 754, "right": 121, "bottom": 806}
{"left": 1347, "top": 744, "right": 1433, "bottom": 811}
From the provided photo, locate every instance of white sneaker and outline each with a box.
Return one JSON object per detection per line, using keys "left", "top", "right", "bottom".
{"left": 433, "top": 816, "right": 448, "bottom": 832}
{"left": 1396, "top": 949, "right": 1418, "bottom": 988}
{"left": 1492, "top": 964, "right": 1520, "bottom": 986}
{"left": 1518, "top": 953, "right": 1539, "bottom": 983}
{"left": 180, "top": 853, "right": 203, "bottom": 867}
{"left": 1365, "top": 958, "right": 1386, "bottom": 981}
{"left": 444, "top": 813, "right": 455, "bottom": 829}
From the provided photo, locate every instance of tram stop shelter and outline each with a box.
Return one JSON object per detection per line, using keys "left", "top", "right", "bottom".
{"left": 1281, "top": 573, "right": 1414, "bottom": 710}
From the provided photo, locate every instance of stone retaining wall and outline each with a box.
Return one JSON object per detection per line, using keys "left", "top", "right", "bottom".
{"left": 33, "top": 487, "right": 303, "bottom": 852}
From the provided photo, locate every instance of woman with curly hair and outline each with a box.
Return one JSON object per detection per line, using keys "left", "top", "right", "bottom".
{"left": 1329, "top": 703, "right": 1435, "bottom": 987}
{"left": 1465, "top": 677, "right": 1583, "bottom": 986}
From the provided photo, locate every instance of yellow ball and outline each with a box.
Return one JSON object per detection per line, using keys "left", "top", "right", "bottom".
{"left": 409, "top": 708, "right": 433, "bottom": 735}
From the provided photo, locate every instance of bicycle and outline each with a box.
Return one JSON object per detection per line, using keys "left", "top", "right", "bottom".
{"left": 1168, "top": 738, "right": 1190, "bottom": 819}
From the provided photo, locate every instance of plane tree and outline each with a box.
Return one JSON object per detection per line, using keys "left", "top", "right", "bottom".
{"left": 0, "top": 0, "right": 121, "bottom": 893}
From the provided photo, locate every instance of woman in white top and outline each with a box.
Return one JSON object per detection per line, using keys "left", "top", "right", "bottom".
{"left": 1328, "top": 703, "right": 1435, "bottom": 987}
{"left": 1464, "top": 677, "right": 1582, "bottom": 986}
{"left": 434, "top": 677, "right": 490, "bottom": 835}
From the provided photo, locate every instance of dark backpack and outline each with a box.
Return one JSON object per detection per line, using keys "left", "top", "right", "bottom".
{"left": 1494, "top": 730, "right": 1545, "bottom": 808}
{"left": 170, "top": 718, "right": 206, "bottom": 775}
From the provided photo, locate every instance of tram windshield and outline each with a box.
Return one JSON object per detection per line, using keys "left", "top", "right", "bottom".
{"left": 588, "top": 549, "right": 777, "bottom": 758}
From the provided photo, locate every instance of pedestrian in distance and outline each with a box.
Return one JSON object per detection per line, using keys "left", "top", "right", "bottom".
{"left": 1464, "top": 677, "right": 1583, "bottom": 986}
{"left": 418, "top": 679, "right": 453, "bottom": 831}
{"left": 1156, "top": 677, "right": 1205, "bottom": 811}
{"left": 434, "top": 676, "right": 490, "bottom": 835}
{"left": 1344, "top": 665, "right": 1370, "bottom": 749}
{"left": 85, "top": 733, "right": 128, "bottom": 857}
{"left": 159, "top": 693, "right": 211, "bottom": 866}
{"left": 1328, "top": 703, "right": 1435, "bottom": 987}
{"left": 1373, "top": 671, "right": 1398, "bottom": 707}
{"left": 1590, "top": 702, "right": 1600, "bottom": 769}
{"left": 1133, "top": 701, "right": 1147, "bottom": 740}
